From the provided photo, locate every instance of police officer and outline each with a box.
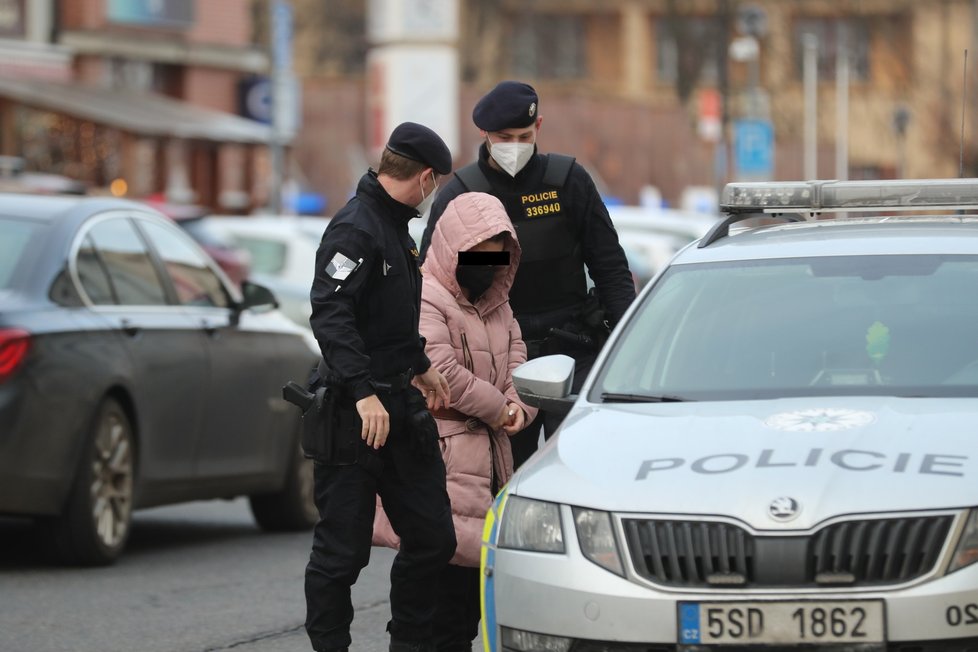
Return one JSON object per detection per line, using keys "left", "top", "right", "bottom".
{"left": 419, "top": 81, "right": 636, "bottom": 469}
{"left": 305, "top": 122, "right": 457, "bottom": 652}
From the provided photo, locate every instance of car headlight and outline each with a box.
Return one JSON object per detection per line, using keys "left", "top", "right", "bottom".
{"left": 498, "top": 495, "right": 564, "bottom": 553}
{"left": 949, "top": 509, "right": 978, "bottom": 573}
{"left": 573, "top": 507, "right": 625, "bottom": 576}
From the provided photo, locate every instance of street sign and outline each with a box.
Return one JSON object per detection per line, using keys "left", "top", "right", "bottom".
{"left": 734, "top": 119, "right": 774, "bottom": 179}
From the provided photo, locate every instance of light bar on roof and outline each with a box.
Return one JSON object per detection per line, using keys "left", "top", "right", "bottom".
{"left": 720, "top": 178, "right": 978, "bottom": 213}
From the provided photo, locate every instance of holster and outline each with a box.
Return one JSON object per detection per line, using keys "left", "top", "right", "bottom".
{"left": 299, "top": 385, "right": 331, "bottom": 462}
{"left": 404, "top": 389, "right": 440, "bottom": 461}
{"left": 301, "top": 385, "right": 363, "bottom": 467}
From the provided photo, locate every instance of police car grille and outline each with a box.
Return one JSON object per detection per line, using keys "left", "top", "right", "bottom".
{"left": 623, "top": 515, "right": 953, "bottom": 588}
{"left": 623, "top": 520, "right": 754, "bottom": 587}
{"left": 811, "top": 515, "right": 953, "bottom": 585}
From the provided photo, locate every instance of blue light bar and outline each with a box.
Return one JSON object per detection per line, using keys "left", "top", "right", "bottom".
{"left": 720, "top": 179, "right": 978, "bottom": 213}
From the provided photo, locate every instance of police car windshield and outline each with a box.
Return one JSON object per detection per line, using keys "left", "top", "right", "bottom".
{"left": 592, "top": 254, "right": 978, "bottom": 401}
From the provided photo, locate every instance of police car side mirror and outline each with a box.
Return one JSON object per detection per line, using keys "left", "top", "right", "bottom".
{"left": 513, "top": 354, "right": 576, "bottom": 416}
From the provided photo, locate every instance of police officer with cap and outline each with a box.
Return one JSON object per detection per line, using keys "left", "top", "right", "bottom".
{"left": 305, "top": 121, "right": 457, "bottom": 652}
{"left": 419, "top": 81, "right": 636, "bottom": 469}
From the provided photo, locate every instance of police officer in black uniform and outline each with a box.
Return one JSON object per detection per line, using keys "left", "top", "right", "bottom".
{"left": 419, "top": 81, "right": 636, "bottom": 469}
{"left": 305, "top": 122, "right": 457, "bottom": 652}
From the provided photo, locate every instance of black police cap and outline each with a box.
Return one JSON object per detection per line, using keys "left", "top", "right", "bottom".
{"left": 472, "top": 81, "right": 539, "bottom": 132}
{"left": 385, "top": 122, "right": 452, "bottom": 175}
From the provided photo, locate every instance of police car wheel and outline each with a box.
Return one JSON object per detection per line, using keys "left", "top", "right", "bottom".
{"left": 249, "top": 426, "right": 317, "bottom": 531}
{"left": 41, "top": 397, "right": 135, "bottom": 566}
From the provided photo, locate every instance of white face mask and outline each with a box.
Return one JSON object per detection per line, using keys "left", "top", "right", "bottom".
{"left": 415, "top": 172, "right": 438, "bottom": 215}
{"left": 488, "top": 138, "right": 535, "bottom": 177}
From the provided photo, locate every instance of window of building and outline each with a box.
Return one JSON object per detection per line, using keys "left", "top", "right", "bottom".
{"left": 655, "top": 16, "right": 721, "bottom": 85}
{"left": 794, "top": 17, "right": 871, "bottom": 81}
{"left": 511, "top": 14, "right": 586, "bottom": 80}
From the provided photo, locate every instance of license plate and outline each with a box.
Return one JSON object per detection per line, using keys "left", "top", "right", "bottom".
{"left": 678, "top": 600, "right": 885, "bottom": 645}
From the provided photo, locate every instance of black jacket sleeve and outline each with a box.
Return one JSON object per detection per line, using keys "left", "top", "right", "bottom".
{"left": 309, "top": 222, "right": 377, "bottom": 401}
{"left": 572, "top": 166, "right": 637, "bottom": 326}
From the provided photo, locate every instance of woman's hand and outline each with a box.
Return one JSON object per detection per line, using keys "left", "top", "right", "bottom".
{"left": 500, "top": 402, "right": 526, "bottom": 434}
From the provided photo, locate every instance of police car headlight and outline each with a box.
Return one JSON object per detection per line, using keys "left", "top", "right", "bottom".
{"left": 498, "top": 496, "right": 564, "bottom": 553}
{"left": 573, "top": 508, "right": 624, "bottom": 576}
{"left": 949, "top": 509, "right": 978, "bottom": 573}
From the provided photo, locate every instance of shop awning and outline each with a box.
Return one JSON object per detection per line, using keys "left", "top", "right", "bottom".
{"left": 0, "top": 76, "right": 277, "bottom": 144}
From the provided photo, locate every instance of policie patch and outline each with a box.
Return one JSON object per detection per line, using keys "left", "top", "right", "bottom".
{"left": 325, "top": 251, "right": 362, "bottom": 281}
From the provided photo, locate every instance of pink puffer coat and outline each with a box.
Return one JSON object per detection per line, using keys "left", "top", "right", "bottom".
{"left": 372, "top": 191, "right": 538, "bottom": 567}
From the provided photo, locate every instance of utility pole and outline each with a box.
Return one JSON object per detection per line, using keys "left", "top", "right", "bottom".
{"left": 715, "top": 0, "right": 734, "bottom": 196}
{"left": 268, "top": 0, "right": 294, "bottom": 214}
{"left": 803, "top": 33, "right": 818, "bottom": 180}
{"left": 835, "top": 29, "right": 849, "bottom": 182}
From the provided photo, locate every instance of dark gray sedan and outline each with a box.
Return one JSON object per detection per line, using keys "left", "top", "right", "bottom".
{"left": 0, "top": 194, "right": 320, "bottom": 565}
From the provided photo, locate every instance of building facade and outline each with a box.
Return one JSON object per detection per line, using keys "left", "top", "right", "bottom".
{"left": 0, "top": 0, "right": 275, "bottom": 211}
{"left": 292, "top": 0, "right": 977, "bottom": 209}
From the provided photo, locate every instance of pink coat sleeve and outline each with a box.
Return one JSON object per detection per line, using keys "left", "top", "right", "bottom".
{"left": 420, "top": 285, "right": 509, "bottom": 424}
{"left": 504, "top": 316, "right": 538, "bottom": 427}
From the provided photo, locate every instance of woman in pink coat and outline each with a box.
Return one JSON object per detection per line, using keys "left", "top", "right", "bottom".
{"left": 374, "top": 191, "right": 537, "bottom": 652}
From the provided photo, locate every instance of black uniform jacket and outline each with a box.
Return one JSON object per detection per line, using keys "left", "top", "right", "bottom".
{"left": 310, "top": 171, "right": 431, "bottom": 401}
{"left": 419, "top": 143, "right": 635, "bottom": 336}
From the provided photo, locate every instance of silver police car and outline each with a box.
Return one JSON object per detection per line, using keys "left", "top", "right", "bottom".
{"left": 481, "top": 179, "right": 978, "bottom": 651}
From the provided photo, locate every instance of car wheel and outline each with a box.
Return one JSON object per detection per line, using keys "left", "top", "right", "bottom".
{"left": 249, "top": 428, "right": 318, "bottom": 531}
{"left": 42, "top": 397, "right": 135, "bottom": 566}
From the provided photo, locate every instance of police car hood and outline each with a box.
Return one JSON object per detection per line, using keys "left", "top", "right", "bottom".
{"left": 510, "top": 396, "right": 978, "bottom": 530}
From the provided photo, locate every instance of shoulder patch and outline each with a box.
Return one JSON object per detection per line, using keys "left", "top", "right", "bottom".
{"left": 325, "top": 251, "right": 362, "bottom": 281}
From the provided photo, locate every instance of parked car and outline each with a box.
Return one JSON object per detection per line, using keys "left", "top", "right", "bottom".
{"left": 143, "top": 199, "right": 253, "bottom": 289}
{"left": 481, "top": 179, "right": 978, "bottom": 651}
{"left": 0, "top": 194, "right": 319, "bottom": 565}
{"left": 201, "top": 215, "right": 330, "bottom": 327}
{"left": 609, "top": 205, "right": 719, "bottom": 278}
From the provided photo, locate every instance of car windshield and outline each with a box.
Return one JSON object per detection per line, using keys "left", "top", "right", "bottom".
{"left": 0, "top": 217, "right": 41, "bottom": 289}
{"left": 593, "top": 254, "right": 978, "bottom": 401}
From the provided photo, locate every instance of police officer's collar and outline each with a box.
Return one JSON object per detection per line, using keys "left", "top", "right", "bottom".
{"left": 360, "top": 169, "right": 419, "bottom": 224}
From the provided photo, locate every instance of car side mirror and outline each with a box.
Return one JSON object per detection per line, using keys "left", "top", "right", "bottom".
{"left": 239, "top": 280, "right": 279, "bottom": 311}
{"left": 513, "top": 354, "right": 577, "bottom": 416}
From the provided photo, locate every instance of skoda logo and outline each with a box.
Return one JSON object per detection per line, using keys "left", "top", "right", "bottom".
{"left": 769, "top": 496, "right": 801, "bottom": 522}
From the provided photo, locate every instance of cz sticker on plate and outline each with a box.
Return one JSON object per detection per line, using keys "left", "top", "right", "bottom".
{"left": 678, "top": 600, "right": 885, "bottom": 645}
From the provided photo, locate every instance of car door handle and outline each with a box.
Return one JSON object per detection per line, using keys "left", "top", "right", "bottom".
{"left": 201, "top": 320, "right": 219, "bottom": 337}
{"left": 120, "top": 319, "right": 141, "bottom": 338}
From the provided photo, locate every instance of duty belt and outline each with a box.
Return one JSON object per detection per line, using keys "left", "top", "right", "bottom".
{"left": 430, "top": 407, "right": 488, "bottom": 432}
{"left": 373, "top": 368, "right": 413, "bottom": 393}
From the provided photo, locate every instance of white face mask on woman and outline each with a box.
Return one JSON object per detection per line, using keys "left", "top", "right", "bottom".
{"left": 488, "top": 137, "right": 535, "bottom": 177}
{"left": 415, "top": 172, "right": 438, "bottom": 215}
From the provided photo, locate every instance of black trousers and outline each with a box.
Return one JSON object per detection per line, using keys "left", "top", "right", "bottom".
{"left": 432, "top": 563, "right": 481, "bottom": 652}
{"left": 510, "top": 349, "right": 596, "bottom": 469}
{"left": 304, "top": 390, "right": 457, "bottom": 651}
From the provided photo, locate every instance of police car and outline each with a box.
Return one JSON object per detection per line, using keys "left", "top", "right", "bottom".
{"left": 481, "top": 179, "right": 978, "bottom": 651}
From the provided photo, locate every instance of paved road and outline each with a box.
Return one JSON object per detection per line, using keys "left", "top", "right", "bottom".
{"left": 0, "top": 498, "right": 483, "bottom": 652}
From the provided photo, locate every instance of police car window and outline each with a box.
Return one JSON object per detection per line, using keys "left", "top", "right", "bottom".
{"left": 139, "top": 220, "right": 230, "bottom": 309}
{"left": 593, "top": 255, "right": 978, "bottom": 401}
{"left": 85, "top": 218, "right": 168, "bottom": 306}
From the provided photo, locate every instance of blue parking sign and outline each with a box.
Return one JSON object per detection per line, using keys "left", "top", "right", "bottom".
{"left": 734, "top": 119, "right": 774, "bottom": 179}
